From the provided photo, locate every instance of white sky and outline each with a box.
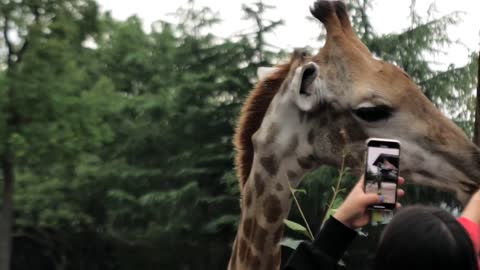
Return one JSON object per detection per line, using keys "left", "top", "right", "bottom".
{"left": 97, "top": 0, "right": 479, "bottom": 68}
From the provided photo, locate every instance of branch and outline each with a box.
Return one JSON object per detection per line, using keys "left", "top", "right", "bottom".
{"left": 321, "top": 150, "right": 347, "bottom": 228}
{"left": 353, "top": 0, "right": 372, "bottom": 40}
{"left": 418, "top": 65, "right": 469, "bottom": 86}
{"left": 15, "top": 39, "right": 28, "bottom": 64}
{"left": 3, "top": 15, "right": 13, "bottom": 68}
{"left": 2, "top": 7, "right": 31, "bottom": 67}
{"left": 287, "top": 180, "right": 314, "bottom": 241}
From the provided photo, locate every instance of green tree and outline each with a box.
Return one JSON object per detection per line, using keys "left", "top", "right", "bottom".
{"left": 241, "top": 0, "right": 284, "bottom": 65}
{"left": 77, "top": 2, "right": 286, "bottom": 268}
{"left": 0, "top": 1, "right": 109, "bottom": 269}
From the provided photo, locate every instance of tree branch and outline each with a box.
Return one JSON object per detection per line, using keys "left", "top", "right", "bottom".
{"left": 15, "top": 40, "right": 29, "bottom": 64}
{"left": 2, "top": 15, "right": 13, "bottom": 68}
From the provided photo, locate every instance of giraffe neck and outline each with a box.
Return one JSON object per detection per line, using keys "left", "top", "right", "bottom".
{"left": 228, "top": 156, "right": 305, "bottom": 270}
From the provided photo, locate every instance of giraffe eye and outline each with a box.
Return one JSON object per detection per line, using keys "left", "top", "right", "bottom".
{"left": 353, "top": 105, "right": 392, "bottom": 122}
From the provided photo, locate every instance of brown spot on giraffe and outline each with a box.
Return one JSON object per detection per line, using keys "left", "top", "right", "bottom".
{"left": 307, "top": 128, "right": 315, "bottom": 145}
{"left": 264, "top": 122, "right": 279, "bottom": 145}
{"left": 265, "top": 248, "right": 282, "bottom": 270}
{"left": 263, "top": 194, "right": 283, "bottom": 223}
{"left": 297, "top": 154, "right": 317, "bottom": 170}
{"left": 265, "top": 255, "right": 274, "bottom": 270}
{"left": 415, "top": 152, "right": 426, "bottom": 163}
{"left": 245, "top": 190, "right": 253, "bottom": 208}
{"left": 253, "top": 224, "right": 268, "bottom": 253}
{"left": 238, "top": 237, "right": 248, "bottom": 262}
{"left": 245, "top": 246, "right": 254, "bottom": 265}
{"left": 327, "top": 127, "right": 345, "bottom": 149}
{"left": 345, "top": 154, "right": 360, "bottom": 169}
{"left": 273, "top": 225, "right": 284, "bottom": 244}
{"left": 298, "top": 110, "right": 308, "bottom": 123}
{"left": 287, "top": 170, "right": 299, "bottom": 180}
{"left": 260, "top": 154, "right": 279, "bottom": 176}
{"left": 275, "top": 182, "right": 284, "bottom": 192}
{"left": 249, "top": 256, "right": 261, "bottom": 270}
{"left": 243, "top": 217, "right": 254, "bottom": 238}
{"left": 284, "top": 134, "right": 299, "bottom": 156}
{"left": 273, "top": 249, "right": 282, "bottom": 266}
{"left": 254, "top": 173, "right": 265, "bottom": 198}
{"left": 344, "top": 119, "right": 367, "bottom": 142}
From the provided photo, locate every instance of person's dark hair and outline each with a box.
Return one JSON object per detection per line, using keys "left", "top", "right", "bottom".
{"left": 374, "top": 205, "right": 477, "bottom": 270}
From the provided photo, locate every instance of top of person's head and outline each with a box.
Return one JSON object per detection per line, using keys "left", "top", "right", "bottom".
{"left": 374, "top": 205, "right": 477, "bottom": 270}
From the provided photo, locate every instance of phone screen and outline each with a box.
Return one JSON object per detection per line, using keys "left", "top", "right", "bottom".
{"left": 365, "top": 142, "right": 400, "bottom": 209}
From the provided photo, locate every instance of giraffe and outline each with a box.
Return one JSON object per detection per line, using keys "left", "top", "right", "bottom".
{"left": 227, "top": 1, "right": 480, "bottom": 270}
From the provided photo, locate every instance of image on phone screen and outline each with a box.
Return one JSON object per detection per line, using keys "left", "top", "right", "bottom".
{"left": 365, "top": 147, "right": 399, "bottom": 204}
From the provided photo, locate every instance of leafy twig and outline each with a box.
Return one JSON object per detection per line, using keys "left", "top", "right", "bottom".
{"left": 321, "top": 150, "right": 348, "bottom": 228}
{"left": 287, "top": 180, "right": 314, "bottom": 241}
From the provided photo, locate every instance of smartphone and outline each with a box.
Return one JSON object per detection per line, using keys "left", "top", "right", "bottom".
{"left": 364, "top": 138, "right": 401, "bottom": 210}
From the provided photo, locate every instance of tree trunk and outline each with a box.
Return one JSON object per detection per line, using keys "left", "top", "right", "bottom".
{"left": 0, "top": 156, "right": 14, "bottom": 270}
{"left": 474, "top": 52, "right": 480, "bottom": 146}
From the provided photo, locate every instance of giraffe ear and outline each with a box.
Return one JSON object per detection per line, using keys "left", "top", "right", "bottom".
{"left": 291, "top": 62, "right": 321, "bottom": 111}
{"left": 257, "top": 67, "right": 278, "bottom": 81}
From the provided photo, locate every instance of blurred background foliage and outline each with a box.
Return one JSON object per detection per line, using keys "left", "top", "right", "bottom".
{"left": 0, "top": 0, "right": 477, "bottom": 269}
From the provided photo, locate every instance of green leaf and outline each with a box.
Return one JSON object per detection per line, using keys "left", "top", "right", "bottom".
{"left": 325, "top": 196, "right": 345, "bottom": 220}
{"left": 283, "top": 219, "right": 309, "bottom": 238}
{"left": 292, "top": 188, "right": 307, "bottom": 195}
{"left": 332, "top": 196, "right": 344, "bottom": 209}
{"left": 280, "top": 237, "right": 303, "bottom": 250}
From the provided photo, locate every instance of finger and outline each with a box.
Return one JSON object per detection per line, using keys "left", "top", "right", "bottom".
{"left": 396, "top": 202, "right": 402, "bottom": 208}
{"left": 397, "top": 188, "right": 405, "bottom": 198}
{"left": 352, "top": 175, "right": 366, "bottom": 194}
{"left": 355, "top": 175, "right": 365, "bottom": 188}
{"left": 397, "top": 176, "right": 405, "bottom": 185}
{"left": 362, "top": 193, "right": 382, "bottom": 205}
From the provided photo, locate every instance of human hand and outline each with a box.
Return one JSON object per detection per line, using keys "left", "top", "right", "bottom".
{"left": 333, "top": 175, "right": 405, "bottom": 229}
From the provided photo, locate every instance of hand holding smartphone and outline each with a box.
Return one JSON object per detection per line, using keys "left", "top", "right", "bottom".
{"left": 364, "top": 138, "right": 401, "bottom": 210}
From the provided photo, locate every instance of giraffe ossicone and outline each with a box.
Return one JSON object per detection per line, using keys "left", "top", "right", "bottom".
{"left": 228, "top": 1, "right": 480, "bottom": 269}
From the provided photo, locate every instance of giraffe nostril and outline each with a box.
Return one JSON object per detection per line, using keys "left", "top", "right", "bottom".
{"left": 300, "top": 64, "right": 318, "bottom": 96}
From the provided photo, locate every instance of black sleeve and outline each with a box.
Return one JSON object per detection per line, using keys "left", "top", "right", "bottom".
{"left": 283, "top": 217, "right": 358, "bottom": 270}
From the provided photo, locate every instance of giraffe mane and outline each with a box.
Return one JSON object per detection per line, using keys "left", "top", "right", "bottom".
{"left": 234, "top": 63, "right": 291, "bottom": 192}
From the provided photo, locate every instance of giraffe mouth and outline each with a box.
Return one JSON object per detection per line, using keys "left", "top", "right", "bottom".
{"left": 300, "top": 63, "right": 319, "bottom": 96}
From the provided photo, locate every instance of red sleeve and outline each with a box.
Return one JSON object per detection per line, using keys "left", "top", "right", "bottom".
{"left": 457, "top": 216, "right": 480, "bottom": 255}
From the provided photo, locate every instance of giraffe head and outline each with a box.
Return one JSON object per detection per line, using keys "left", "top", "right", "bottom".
{"left": 235, "top": 0, "right": 480, "bottom": 203}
